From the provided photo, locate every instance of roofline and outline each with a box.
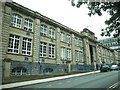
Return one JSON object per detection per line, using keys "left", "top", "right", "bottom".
{"left": 5, "top": 2, "right": 84, "bottom": 38}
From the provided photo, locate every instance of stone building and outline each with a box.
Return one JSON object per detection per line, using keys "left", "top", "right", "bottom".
{"left": 98, "top": 37, "right": 120, "bottom": 52}
{"left": 1, "top": 2, "right": 117, "bottom": 77}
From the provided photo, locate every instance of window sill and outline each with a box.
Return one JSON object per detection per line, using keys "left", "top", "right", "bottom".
{"left": 7, "top": 52, "right": 33, "bottom": 57}
{"left": 10, "top": 26, "right": 34, "bottom": 34}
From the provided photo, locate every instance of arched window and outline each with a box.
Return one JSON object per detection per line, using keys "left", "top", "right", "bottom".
{"left": 11, "top": 67, "right": 27, "bottom": 75}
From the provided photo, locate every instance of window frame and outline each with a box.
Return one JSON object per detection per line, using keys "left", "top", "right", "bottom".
{"left": 67, "top": 48, "right": 71, "bottom": 61}
{"left": 8, "top": 34, "right": 20, "bottom": 54}
{"left": 22, "top": 38, "right": 32, "bottom": 55}
{"left": 66, "top": 34, "right": 71, "bottom": 44}
{"left": 24, "top": 18, "right": 33, "bottom": 32}
{"left": 49, "top": 28, "right": 55, "bottom": 39}
{"left": 40, "top": 42, "right": 47, "bottom": 57}
{"left": 60, "top": 32, "right": 65, "bottom": 42}
{"left": 49, "top": 44, "right": 55, "bottom": 58}
{"left": 75, "top": 50, "right": 79, "bottom": 62}
{"left": 80, "top": 52, "right": 84, "bottom": 62}
{"left": 11, "top": 13, "right": 22, "bottom": 28}
{"left": 60, "top": 47, "right": 66, "bottom": 60}
{"left": 40, "top": 24, "right": 47, "bottom": 36}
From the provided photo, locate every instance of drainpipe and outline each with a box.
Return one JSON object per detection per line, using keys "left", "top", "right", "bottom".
{"left": 38, "top": 22, "right": 41, "bottom": 74}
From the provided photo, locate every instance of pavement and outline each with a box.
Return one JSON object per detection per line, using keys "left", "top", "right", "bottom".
{"left": 1, "top": 70, "right": 100, "bottom": 89}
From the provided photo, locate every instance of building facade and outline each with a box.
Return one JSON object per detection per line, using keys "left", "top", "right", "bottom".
{"left": 98, "top": 37, "right": 120, "bottom": 52}
{"left": 1, "top": 2, "right": 118, "bottom": 77}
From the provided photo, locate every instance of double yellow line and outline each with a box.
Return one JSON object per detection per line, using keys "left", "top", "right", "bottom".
{"left": 106, "top": 81, "right": 120, "bottom": 90}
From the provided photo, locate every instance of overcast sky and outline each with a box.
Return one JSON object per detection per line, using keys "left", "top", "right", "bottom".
{"left": 13, "top": 0, "right": 111, "bottom": 40}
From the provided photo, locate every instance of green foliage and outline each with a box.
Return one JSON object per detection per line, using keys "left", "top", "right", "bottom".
{"left": 70, "top": 0, "right": 120, "bottom": 38}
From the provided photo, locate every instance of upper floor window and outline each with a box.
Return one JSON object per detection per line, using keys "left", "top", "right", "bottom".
{"left": 40, "top": 24, "right": 47, "bottom": 36}
{"left": 40, "top": 42, "right": 47, "bottom": 57}
{"left": 60, "top": 32, "right": 65, "bottom": 42}
{"left": 61, "top": 47, "right": 66, "bottom": 60}
{"left": 75, "top": 50, "right": 79, "bottom": 62}
{"left": 74, "top": 38, "right": 79, "bottom": 46}
{"left": 67, "top": 48, "right": 71, "bottom": 61}
{"left": 49, "top": 28, "right": 55, "bottom": 39}
{"left": 49, "top": 44, "right": 55, "bottom": 58}
{"left": 80, "top": 52, "right": 83, "bottom": 62}
{"left": 8, "top": 34, "right": 20, "bottom": 54}
{"left": 66, "top": 35, "right": 71, "bottom": 44}
{"left": 22, "top": 38, "right": 32, "bottom": 55}
{"left": 24, "top": 18, "right": 33, "bottom": 32}
{"left": 11, "top": 14, "right": 22, "bottom": 28}
{"left": 79, "top": 40, "right": 83, "bottom": 47}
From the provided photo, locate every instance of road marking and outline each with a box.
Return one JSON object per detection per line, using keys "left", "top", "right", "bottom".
{"left": 46, "top": 85, "right": 52, "bottom": 87}
{"left": 106, "top": 81, "right": 120, "bottom": 90}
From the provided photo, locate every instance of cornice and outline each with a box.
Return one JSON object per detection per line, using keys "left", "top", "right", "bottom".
{"left": 5, "top": 2, "right": 84, "bottom": 38}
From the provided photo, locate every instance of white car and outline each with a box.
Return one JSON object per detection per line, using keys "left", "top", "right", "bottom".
{"left": 110, "top": 65, "right": 119, "bottom": 70}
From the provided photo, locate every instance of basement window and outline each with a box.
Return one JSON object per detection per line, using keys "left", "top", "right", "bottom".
{"left": 11, "top": 67, "right": 27, "bottom": 75}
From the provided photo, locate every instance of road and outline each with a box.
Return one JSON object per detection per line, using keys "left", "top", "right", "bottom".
{"left": 10, "top": 71, "right": 120, "bottom": 89}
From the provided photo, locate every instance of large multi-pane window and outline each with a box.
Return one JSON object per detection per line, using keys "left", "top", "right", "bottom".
{"left": 75, "top": 50, "right": 79, "bottom": 62}
{"left": 80, "top": 52, "right": 83, "bottom": 62}
{"left": 49, "top": 44, "right": 55, "bottom": 58}
{"left": 49, "top": 28, "right": 55, "bottom": 39}
{"left": 66, "top": 35, "right": 71, "bottom": 44}
{"left": 40, "top": 42, "right": 47, "bottom": 57}
{"left": 74, "top": 38, "right": 79, "bottom": 46}
{"left": 61, "top": 47, "right": 66, "bottom": 60}
{"left": 8, "top": 34, "right": 20, "bottom": 54}
{"left": 67, "top": 48, "right": 71, "bottom": 60}
{"left": 60, "top": 32, "right": 65, "bottom": 42}
{"left": 24, "top": 18, "right": 33, "bottom": 32}
{"left": 40, "top": 24, "right": 47, "bottom": 36}
{"left": 79, "top": 40, "right": 83, "bottom": 47}
{"left": 11, "top": 14, "right": 22, "bottom": 28}
{"left": 11, "top": 67, "right": 27, "bottom": 75}
{"left": 22, "top": 38, "right": 32, "bottom": 55}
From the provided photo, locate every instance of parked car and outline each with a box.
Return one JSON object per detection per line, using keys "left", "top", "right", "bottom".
{"left": 110, "top": 65, "right": 119, "bottom": 71}
{"left": 100, "top": 65, "right": 111, "bottom": 72}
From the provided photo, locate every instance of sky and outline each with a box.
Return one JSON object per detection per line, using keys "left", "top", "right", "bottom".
{"left": 13, "top": 0, "right": 111, "bottom": 40}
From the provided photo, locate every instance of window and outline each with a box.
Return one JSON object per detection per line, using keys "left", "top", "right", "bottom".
{"left": 40, "top": 24, "right": 47, "bottom": 36}
{"left": 49, "top": 28, "right": 55, "bottom": 39}
{"left": 49, "top": 44, "right": 55, "bottom": 58}
{"left": 75, "top": 50, "right": 79, "bottom": 62}
{"left": 80, "top": 52, "right": 83, "bottom": 62}
{"left": 43, "top": 68, "right": 53, "bottom": 74}
{"left": 74, "top": 38, "right": 78, "bottom": 46}
{"left": 11, "top": 14, "right": 22, "bottom": 28}
{"left": 61, "top": 47, "right": 66, "bottom": 60}
{"left": 66, "top": 35, "right": 71, "bottom": 44}
{"left": 79, "top": 40, "right": 83, "bottom": 47}
{"left": 67, "top": 48, "right": 71, "bottom": 61}
{"left": 22, "top": 38, "right": 32, "bottom": 55}
{"left": 8, "top": 34, "right": 20, "bottom": 54}
{"left": 11, "top": 67, "right": 27, "bottom": 75}
{"left": 60, "top": 32, "right": 65, "bottom": 42}
{"left": 24, "top": 18, "right": 33, "bottom": 32}
{"left": 40, "top": 42, "right": 47, "bottom": 57}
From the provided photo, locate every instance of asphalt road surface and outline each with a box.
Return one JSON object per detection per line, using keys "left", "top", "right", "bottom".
{"left": 10, "top": 71, "right": 120, "bottom": 89}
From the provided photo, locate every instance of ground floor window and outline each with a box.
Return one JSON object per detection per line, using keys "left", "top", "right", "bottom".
{"left": 11, "top": 67, "right": 27, "bottom": 75}
{"left": 43, "top": 68, "right": 53, "bottom": 74}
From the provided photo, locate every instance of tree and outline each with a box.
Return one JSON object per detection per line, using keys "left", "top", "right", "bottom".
{"left": 69, "top": 0, "right": 120, "bottom": 38}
